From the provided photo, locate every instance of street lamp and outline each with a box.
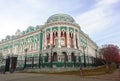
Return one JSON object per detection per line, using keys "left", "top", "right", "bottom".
{"left": 82, "top": 45, "right": 86, "bottom": 67}
{"left": 24, "top": 48, "right": 28, "bottom": 69}
{"left": 95, "top": 49, "right": 97, "bottom": 66}
{"left": 39, "top": 51, "right": 41, "bottom": 68}
{"left": 50, "top": 44, "right": 53, "bottom": 68}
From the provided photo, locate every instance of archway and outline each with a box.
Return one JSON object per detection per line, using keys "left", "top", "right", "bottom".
{"left": 10, "top": 56, "right": 17, "bottom": 73}
{"left": 61, "top": 30, "right": 67, "bottom": 47}
{"left": 52, "top": 52, "right": 57, "bottom": 62}
{"left": 71, "top": 52, "right": 76, "bottom": 67}
{"left": 69, "top": 31, "right": 73, "bottom": 47}
{"left": 46, "top": 32, "right": 50, "bottom": 47}
{"left": 45, "top": 53, "right": 49, "bottom": 62}
{"left": 5, "top": 56, "right": 10, "bottom": 72}
{"left": 62, "top": 52, "right": 68, "bottom": 67}
{"left": 75, "top": 34, "right": 78, "bottom": 48}
{"left": 53, "top": 30, "right": 58, "bottom": 46}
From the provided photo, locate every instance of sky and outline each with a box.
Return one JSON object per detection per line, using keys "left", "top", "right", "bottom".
{"left": 0, "top": 0, "right": 120, "bottom": 47}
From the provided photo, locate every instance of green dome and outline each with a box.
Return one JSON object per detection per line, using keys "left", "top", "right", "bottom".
{"left": 47, "top": 13, "right": 75, "bottom": 23}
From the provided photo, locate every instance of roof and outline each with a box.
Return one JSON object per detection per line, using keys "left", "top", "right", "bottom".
{"left": 46, "top": 13, "right": 75, "bottom": 24}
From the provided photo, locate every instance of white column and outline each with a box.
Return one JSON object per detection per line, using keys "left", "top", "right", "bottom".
{"left": 76, "top": 54, "right": 79, "bottom": 62}
{"left": 49, "top": 53, "right": 51, "bottom": 62}
{"left": 50, "top": 28, "right": 53, "bottom": 45}
{"left": 42, "top": 32, "right": 45, "bottom": 49}
{"left": 67, "top": 27, "right": 70, "bottom": 48}
{"left": 57, "top": 54, "right": 61, "bottom": 62}
{"left": 74, "top": 30, "right": 77, "bottom": 49}
{"left": 43, "top": 56, "right": 45, "bottom": 63}
{"left": 68, "top": 52, "right": 71, "bottom": 62}
{"left": 44, "top": 30, "right": 47, "bottom": 49}
{"left": 57, "top": 50, "right": 60, "bottom": 62}
{"left": 77, "top": 32, "right": 80, "bottom": 49}
{"left": 58, "top": 26, "right": 61, "bottom": 48}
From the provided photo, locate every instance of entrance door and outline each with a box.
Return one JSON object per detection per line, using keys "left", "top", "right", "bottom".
{"left": 10, "top": 57, "right": 17, "bottom": 72}
{"left": 5, "top": 56, "right": 10, "bottom": 72}
{"left": 62, "top": 52, "right": 67, "bottom": 67}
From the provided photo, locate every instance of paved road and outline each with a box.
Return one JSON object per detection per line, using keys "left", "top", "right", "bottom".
{"left": 0, "top": 73, "right": 114, "bottom": 81}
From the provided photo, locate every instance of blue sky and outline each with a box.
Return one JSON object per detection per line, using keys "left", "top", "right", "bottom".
{"left": 0, "top": 0, "right": 120, "bottom": 47}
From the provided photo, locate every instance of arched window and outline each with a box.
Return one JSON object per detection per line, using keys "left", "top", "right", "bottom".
{"left": 61, "top": 30, "right": 67, "bottom": 47}
{"left": 53, "top": 30, "right": 58, "bottom": 45}
{"left": 71, "top": 53, "right": 76, "bottom": 62}
{"left": 69, "top": 31, "right": 73, "bottom": 47}
{"left": 45, "top": 53, "right": 49, "bottom": 62}
{"left": 47, "top": 32, "right": 50, "bottom": 45}
{"left": 75, "top": 34, "right": 78, "bottom": 48}
{"left": 53, "top": 52, "right": 57, "bottom": 62}
{"left": 62, "top": 52, "right": 68, "bottom": 62}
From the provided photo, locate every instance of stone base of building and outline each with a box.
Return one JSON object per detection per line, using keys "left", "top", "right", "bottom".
{"left": 22, "top": 67, "right": 80, "bottom": 73}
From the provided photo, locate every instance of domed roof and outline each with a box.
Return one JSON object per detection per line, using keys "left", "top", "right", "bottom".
{"left": 47, "top": 13, "right": 75, "bottom": 24}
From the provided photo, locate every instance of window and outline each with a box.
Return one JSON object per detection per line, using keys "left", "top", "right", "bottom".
{"left": 45, "top": 54, "right": 49, "bottom": 62}
{"left": 61, "top": 38, "right": 65, "bottom": 46}
{"left": 53, "top": 53, "right": 57, "bottom": 62}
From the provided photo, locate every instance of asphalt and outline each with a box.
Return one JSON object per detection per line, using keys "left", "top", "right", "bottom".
{"left": 0, "top": 68, "right": 119, "bottom": 81}
{"left": 0, "top": 72, "right": 116, "bottom": 81}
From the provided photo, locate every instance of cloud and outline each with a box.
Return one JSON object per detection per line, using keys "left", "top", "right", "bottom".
{"left": 0, "top": 0, "right": 119, "bottom": 47}
{"left": 75, "top": 0, "right": 120, "bottom": 46}
{"left": 75, "top": 0, "right": 115, "bottom": 34}
{"left": 0, "top": 0, "right": 93, "bottom": 40}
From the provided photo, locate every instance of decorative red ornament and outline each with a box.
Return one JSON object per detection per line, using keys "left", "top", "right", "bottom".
{"left": 58, "top": 56, "right": 60, "bottom": 60}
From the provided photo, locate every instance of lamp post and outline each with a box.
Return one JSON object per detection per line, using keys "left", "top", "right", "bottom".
{"left": 95, "top": 49, "right": 97, "bottom": 66}
{"left": 82, "top": 46, "right": 86, "bottom": 67}
{"left": 24, "top": 48, "right": 28, "bottom": 69}
{"left": 39, "top": 51, "right": 41, "bottom": 68}
{"left": 50, "top": 44, "right": 53, "bottom": 68}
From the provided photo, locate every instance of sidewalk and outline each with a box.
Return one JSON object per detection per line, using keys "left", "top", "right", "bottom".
{"left": 87, "top": 68, "right": 120, "bottom": 81}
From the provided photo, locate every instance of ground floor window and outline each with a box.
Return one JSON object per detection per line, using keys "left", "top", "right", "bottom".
{"left": 53, "top": 52, "right": 57, "bottom": 62}
{"left": 45, "top": 54, "right": 49, "bottom": 62}
{"left": 71, "top": 53, "right": 76, "bottom": 62}
{"left": 62, "top": 52, "right": 68, "bottom": 62}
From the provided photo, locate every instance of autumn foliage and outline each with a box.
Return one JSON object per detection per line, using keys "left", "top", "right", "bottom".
{"left": 99, "top": 44, "right": 120, "bottom": 72}
{"left": 100, "top": 44, "right": 120, "bottom": 64}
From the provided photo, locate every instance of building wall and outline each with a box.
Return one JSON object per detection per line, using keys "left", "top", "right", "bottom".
{"left": 0, "top": 14, "right": 99, "bottom": 69}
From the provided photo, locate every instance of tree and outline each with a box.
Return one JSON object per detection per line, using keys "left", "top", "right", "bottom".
{"left": 100, "top": 44, "right": 120, "bottom": 71}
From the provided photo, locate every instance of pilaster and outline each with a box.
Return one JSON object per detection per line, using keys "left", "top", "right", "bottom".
{"left": 48, "top": 53, "right": 51, "bottom": 62}
{"left": 68, "top": 52, "right": 71, "bottom": 62}
{"left": 74, "top": 30, "right": 77, "bottom": 49}
{"left": 58, "top": 26, "right": 61, "bottom": 48}
{"left": 50, "top": 27, "right": 53, "bottom": 45}
{"left": 76, "top": 55, "right": 79, "bottom": 62}
{"left": 77, "top": 32, "right": 80, "bottom": 49}
{"left": 67, "top": 27, "right": 70, "bottom": 48}
{"left": 44, "top": 30, "right": 46, "bottom": 49}
{"left": 56, "top": 50, "right": 60, "bottom": 62}
{"left": 42, "top": 32, "right": 45, "bottom": 49}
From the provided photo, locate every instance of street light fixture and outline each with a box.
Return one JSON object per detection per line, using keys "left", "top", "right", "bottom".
{"left": 82, "top": 45, "right": 86, "bottom": 67}
{"left": 50, "top": 44, "right": 53, "bottom": 68}
{"left": 24, "top": 48, "right": 28, "bottom": 69}
{"left": 39, "top": 51, "right": 41, "bottom": 68}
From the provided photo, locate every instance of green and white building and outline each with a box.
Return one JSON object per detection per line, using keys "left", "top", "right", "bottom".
{"left": 0, "top": 13, "right": 98, "bottom": 70}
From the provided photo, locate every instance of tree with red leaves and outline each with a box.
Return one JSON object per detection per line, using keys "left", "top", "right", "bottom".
{"left": 100, "top": 44, "right": 120, "bottom": 71}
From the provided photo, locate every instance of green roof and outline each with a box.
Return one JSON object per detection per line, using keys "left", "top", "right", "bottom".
{"left": 47, "top": 13, "right": 75, "bottom": 24}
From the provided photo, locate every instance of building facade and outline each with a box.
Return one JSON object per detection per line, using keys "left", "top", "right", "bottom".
{"left": 0, "top": 14, "right": 98, "bottom": 70}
